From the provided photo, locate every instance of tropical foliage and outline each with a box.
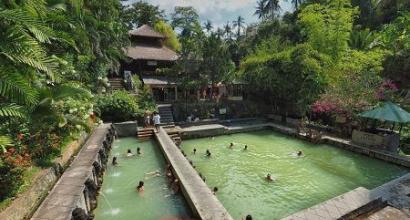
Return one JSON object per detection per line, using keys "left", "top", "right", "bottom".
{"left": 0, "top": 0, "right": 127, "bottom": 202}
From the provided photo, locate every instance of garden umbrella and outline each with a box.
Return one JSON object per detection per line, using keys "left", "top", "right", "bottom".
{"left": 359, "top": 101, "right": 410, "bottom": 123}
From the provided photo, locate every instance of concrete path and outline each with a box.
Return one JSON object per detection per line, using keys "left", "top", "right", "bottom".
{"left": 282, "top": 173, "right": 410, "bottom": 220}
{"left": 31, "top": 124, "right": 111, "bottom": 220}
{"left": 155, "top": 127, "right": 233, "bottom": 220}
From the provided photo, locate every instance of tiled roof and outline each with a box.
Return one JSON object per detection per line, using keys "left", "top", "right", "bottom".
{"left": 125, "top": 44, "right": 178, "bottom": 61}
{"left": 128, "top": 25, "right": 164, "bottom": 38}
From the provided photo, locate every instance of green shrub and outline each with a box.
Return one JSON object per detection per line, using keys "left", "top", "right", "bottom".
{"left": 0, "top": 157, "right": 24, "bottom": 200}
{"left": 136, "top": 85, "right": 157, "bottom": 116}
{"left": 94, "top": 91, "right": 139, "bottom": 122}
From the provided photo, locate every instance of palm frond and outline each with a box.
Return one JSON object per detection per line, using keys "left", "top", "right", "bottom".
{"left": 0, "top": 67, "right": 38, "bottom": 105}
{"left": 0, "top": 104, "right": 26, "bottom": 118}
{"left": 52, "top": 84, "right": 92, "bottom": 100}
{"left": 0, "top": 136, "right": 12, "bottom": 153}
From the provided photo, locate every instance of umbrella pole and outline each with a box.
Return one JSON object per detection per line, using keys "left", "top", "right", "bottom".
{"left": 391, "top": 123, "right": 395, "bottom": 131}
{"left": 399, "top": 124, "right": 403, "bottom": 135}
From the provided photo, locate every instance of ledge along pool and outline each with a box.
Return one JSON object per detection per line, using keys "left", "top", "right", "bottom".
{"left": 93, "top": 137, "right": 192, "bottom": 220}
{"left": 180, "top": 130, "right": 408, "bottom": 220}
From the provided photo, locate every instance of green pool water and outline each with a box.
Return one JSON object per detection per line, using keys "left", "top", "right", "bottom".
{"left": 180, "top": 130, "right": 408, "bottom": 220}
{"left": 94, "top": 138, "right": 191, "bottom": 220}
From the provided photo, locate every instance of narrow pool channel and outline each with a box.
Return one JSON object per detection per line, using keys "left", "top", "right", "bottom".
{"left": 93, "top": 137, "right": 192, "bottom": 220}
{"left": 180, "top": 130, "right": 409, "bottom": 219}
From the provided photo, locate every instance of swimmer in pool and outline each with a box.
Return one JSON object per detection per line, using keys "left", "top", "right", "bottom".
{"left": 126, "top": 149, "right": 134, "bottom": 157}
{"left": 136, "top": 181, "right": 144, "bottom": 192}
{"left": 137, "top": 147, "right": 142, "bottom": 155}
{"left": 266, "top": 174, "right": 273, "bottom": 182}
{"left": 112, "top": 156, "right": 118, "bottom": 166}
{"left": 193, "top": 148, "right": 197, "bottom": 154}
{"left": 244, "top": 145, "right": 248, "bottom": 150}
{"left": 297, "top": 150, "right": 303, "bottom": 157}
{"left": 145, "top": 170, "right": 161, "bottom": 180}
{"left": 213, "top": 187, "right": 218, "bottom": 195}
{"left": 229, "top": 142, "right": 234, "bottom": 149}
{"left": 206, "top": 149, "right": 211, "bottom": 157}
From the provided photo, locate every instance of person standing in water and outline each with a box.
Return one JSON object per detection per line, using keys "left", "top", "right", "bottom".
{"left": 126, "top": 149, "right": 134, "bottom": 157}
{"left": 112, "top": 157, "right": 118, "bottom": 166}
{"left": 136, "top": 181, "right": 144, "bottom": 192}
{"left": 193, "top": 148, "right": 197, "bottom": 154}
{"left": 244, "top": 145, "right": 248, "bottom": 150}
{"left": 137, "top": 147, "right": 142, "bottom": 155}
{"left": 266, "top": 174, "right": 273, "bottom": 182}
{"left": 153, "top": 111, "right": 161, "bottom": 133}
{"left": 229, "top": 142, "right": 234, "bottom": 149}
{"left": 206, "top": 149, "right": 211, "bottom": 157}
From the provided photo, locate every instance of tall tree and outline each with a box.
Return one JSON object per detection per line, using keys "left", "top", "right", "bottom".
{"left": 171, "top": 6, "right": 202, "bottom": 38}
{"left": 265, "top": 0, "right": 281, "bottom": 19}
{"left": 224, "top": 22, "right": 233, "bottom": 40}
{"left": 204, "top": 20, "right": 213, "bottom": 33}
{"left": 255, "top": 0, "right": 268, "bottom": 20}
{"left": 232, "top": 16, "right": 245, "bottom": 39}
{"left": 299, "top": 0, "right": 357, "bottom": 60}
{"left": 286, "top": 0, "right": 304, "bottom": 10}
{"left": 122, "top": 1, "right": 165, "bottom": 29}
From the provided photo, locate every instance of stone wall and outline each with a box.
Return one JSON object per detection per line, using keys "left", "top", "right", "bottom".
{"left": 113, "top": 121, "right": 137, "bottom": 137}
{"left": 0, "top": 131, "right": 89, "bottom": 220}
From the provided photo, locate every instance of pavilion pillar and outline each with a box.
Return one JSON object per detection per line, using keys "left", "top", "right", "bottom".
{"left": 175, "top": 86, "right": 178, "bottom": 101}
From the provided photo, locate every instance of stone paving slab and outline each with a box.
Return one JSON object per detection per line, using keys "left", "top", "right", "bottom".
{"left": 364, "top": 206, "right": 410, "bottom": 220}
{"left": 32, "top": 205, "right": 73, "bottom": 220}
{"left": 42, "top": 194, "right": 82, "bottom": 208}
{"left": 155, "top": 127, "right": 233, "bottom": 220}
{"left": 282, "top": 187, "right": 373, "bottom": 220}
{"left": 48, "top": 184, "right": 84, "bottom": 196}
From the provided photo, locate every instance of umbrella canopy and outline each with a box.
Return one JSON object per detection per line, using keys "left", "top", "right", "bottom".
{"left": 359, "top": 101, "right": 410, "bottom": 123}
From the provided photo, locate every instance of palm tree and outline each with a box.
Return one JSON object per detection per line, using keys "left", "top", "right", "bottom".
{"left": 265, "top": 0, "right": 281, "bottom": 19}
{"left": 203, "top": 20, "right": 213, "bottom": 33}
{"left": 223, "top": 22, "right": 232, "bottom": 39}
{"left": 287, "top": 0, "right": 304, "bottom": 10}
{"left": 255, "top": 0, "right": 268, "bottom": 20}
{"left": 232, "top": 16, "right": 245, "bottom": 39}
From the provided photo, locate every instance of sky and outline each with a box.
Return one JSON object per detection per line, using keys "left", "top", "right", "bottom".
{"left": 124, "top": 0, "right": 294, "bottom": 28}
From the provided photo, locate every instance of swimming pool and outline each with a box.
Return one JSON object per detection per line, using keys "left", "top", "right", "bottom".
{"left": 93, "top": 138, "right": 191, "bottom": 220}
{"left": 180, "top": 130, "right": 408, "bottom": 219}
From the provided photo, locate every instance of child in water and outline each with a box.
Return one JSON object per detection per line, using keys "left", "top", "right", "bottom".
{"left": 136, "top": 181, "right": 144, "bottom": 192}
{"left": 112, "top": 157, "right": 118, "bottom": 166}
{"left": 229, "top": 142, "right": 234, "bottom": 149}
{"left": 266, "top": 174, "right": 273, "bottom": 182}
{"left": 126, "top": 149, "right": 134, "bottom": 157}
{"left": 206, "top": 149, "right": 211, "bottom": 157}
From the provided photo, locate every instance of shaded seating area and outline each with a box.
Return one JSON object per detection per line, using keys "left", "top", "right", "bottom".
{"left": 352, "top": 102, "right": 410, "bottom": 153}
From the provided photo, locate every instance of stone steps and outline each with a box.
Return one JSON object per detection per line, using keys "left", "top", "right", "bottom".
{"left": 157, "top": 104, "right": 175, "bottom": 124}
{"left": 109, "top": 78, "right": 125, "bottom": 90}
{"left": 137, "top": 128, "right": 154, "bottom": 139}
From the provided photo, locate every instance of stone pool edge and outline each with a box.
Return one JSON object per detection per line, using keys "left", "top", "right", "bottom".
{"left": 155, "top": 127, "right": 233, "bottom": 220}
{"left": 30, "top": 124, "right": 115, "bottom": 220}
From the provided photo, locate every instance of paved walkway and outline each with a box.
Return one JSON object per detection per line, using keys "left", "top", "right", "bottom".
{"left": 155, "top": 127, "right": 233, "bottom": 220}
{"left": 282, "top": 173, "right": 410, "bottom": 220}
{"left": 31, "top": 124, "right": 111, "bottom": 220}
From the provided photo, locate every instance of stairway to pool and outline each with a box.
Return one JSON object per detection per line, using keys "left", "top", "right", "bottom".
{"left": 157, "top": 104, "right": 175, "bottom": 125}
